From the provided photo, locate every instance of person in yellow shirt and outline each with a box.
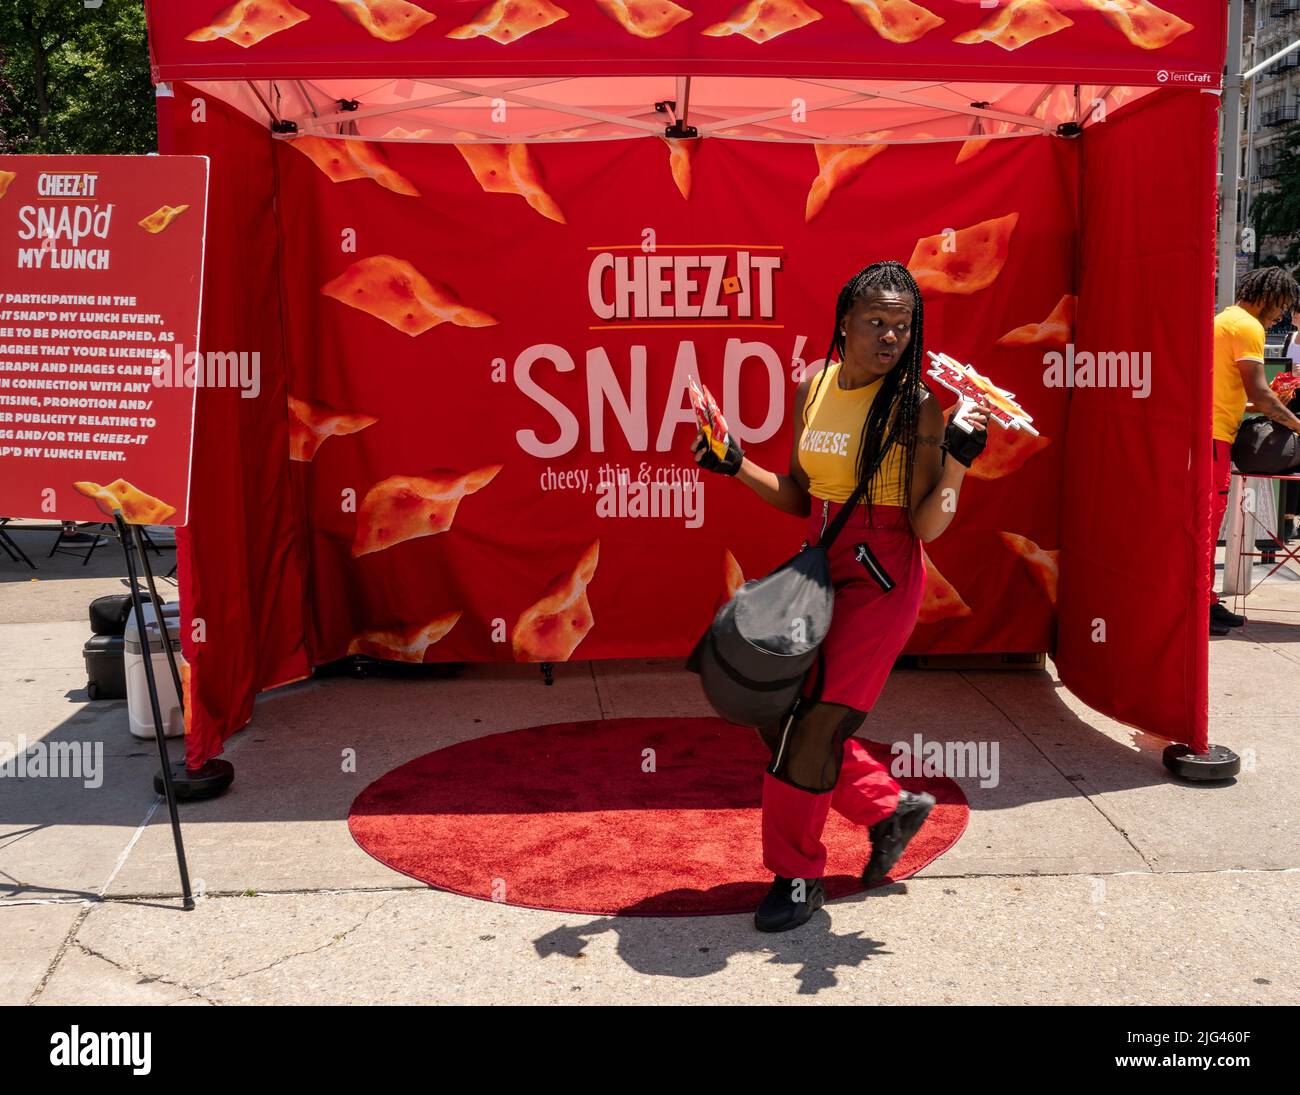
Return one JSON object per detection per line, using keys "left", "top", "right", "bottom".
{"left": 690, "top": 260, "right": 991, "bottom": 932}
{"left": 1210, "top": 266, "right": 1300, "bottom": 634}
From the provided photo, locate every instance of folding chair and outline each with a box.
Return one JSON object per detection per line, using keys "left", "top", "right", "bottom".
{"left": 0, "top": 518, "right": 36, "bottom": 570}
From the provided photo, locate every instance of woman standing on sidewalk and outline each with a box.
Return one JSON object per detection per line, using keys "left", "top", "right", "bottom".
{"left": 690, "top": 260, "right": 989, "bottom": 932}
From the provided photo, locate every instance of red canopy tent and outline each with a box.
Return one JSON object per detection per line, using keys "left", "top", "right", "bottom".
{"left": 140, "top": 0, "right": 1227, "bottom": 773}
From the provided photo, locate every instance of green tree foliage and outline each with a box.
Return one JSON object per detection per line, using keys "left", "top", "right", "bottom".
{"left": 1252, "top": 123, "right": 1300, "bottom": 277}
{"left": 0, "top": 0, "right": 155, "bottom": 155}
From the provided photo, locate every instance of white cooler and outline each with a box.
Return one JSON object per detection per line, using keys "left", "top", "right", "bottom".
{"left": 124, "top": 602, "right": 186, "bottom": 739}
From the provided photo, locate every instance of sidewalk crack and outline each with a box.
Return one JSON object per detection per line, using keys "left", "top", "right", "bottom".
{"left": 198, "top": 893, "right": 403, "bottom": 990}
{"left": 71, "top": 939, "right": 218, "bottom": 1006}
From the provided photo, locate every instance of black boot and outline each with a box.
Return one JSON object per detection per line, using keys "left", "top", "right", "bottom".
{"left": 754, "top": 875, "right": 825, "bottom": 933}
{"left": 1210, "top": 601, "right": 1245, "bottom": 629}
{"left": 864, "top": 791, "right": 936, "bottom": 886}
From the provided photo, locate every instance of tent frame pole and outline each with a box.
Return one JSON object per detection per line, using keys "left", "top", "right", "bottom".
{"left": 1218, "top": 0, "right": 1244, "bottom": 312}
{"left": 280, "top": 76, "right": 1070, "bottom": 144}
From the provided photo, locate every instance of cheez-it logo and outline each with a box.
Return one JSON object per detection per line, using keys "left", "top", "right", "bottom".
{"left": 589, "top": 247, "right": 783, "bottom": 325}
{"left": 37, "top": 172, "right": 99, "bottom": 199}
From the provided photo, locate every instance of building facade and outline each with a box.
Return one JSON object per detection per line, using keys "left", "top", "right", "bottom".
{"left": 1241, "top": 0, "right": 1299, "bottom": 282}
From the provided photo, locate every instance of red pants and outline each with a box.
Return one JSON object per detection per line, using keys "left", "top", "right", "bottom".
{"left": 761, "top": 742, "right": 900, "bottom": 878}
{"left": 1210, "top": 439, "right": 1233, "bottom": 606}
{"left": 760, "top": 500, "right": 922, "bottom": 878}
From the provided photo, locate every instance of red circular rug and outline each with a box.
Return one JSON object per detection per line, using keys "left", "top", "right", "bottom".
{"left": 348, "top": 716, "right": 968, "bottom": 916}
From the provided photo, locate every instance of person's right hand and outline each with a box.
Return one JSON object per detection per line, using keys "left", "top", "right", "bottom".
{"left": 690, "top": 424, "right": 745, "bottom": 476}
{"left": 942, "top": 399, "right": 992, "bottom": 468}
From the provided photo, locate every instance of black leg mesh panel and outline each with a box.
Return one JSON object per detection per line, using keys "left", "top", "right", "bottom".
{"left": 766, "top": 701, "right": 868, "bottom": 793}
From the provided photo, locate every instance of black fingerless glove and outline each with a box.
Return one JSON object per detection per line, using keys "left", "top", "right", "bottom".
{"left": 697, "top": 424, "right": 745, "bottom": 476}
{"left": 942, "top": 420, "right": 987, "bottom": 468}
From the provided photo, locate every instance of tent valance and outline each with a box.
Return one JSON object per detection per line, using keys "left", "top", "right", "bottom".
{"left": 145, "top": 0, "right": 1225, "bottom": 89}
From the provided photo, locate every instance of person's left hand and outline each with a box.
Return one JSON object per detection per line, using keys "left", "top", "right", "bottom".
{"left": 943, "top": 398, "right": 992, "bottom": 467}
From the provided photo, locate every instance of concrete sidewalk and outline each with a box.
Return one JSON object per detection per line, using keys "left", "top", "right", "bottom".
{"left": 2, "top": 525, "right": 1297, "bottom": 1004}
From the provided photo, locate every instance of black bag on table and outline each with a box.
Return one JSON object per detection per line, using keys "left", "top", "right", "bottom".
{"left": 685, "top": 481, "right": 870, "bottom": 730}
{"left": 89, "top": 590, "right": 159, "bottom": 636}
{"left": 1230, "top": 415, "right": 1300, "bottom": 476}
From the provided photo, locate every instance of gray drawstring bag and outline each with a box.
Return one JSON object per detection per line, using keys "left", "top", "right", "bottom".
{"left": 685, "top": 480, "right": 870, "bottom": 729}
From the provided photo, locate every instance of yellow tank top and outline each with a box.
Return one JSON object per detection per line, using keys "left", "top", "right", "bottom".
{"left": 797, "top": 360, "right": 909, "bottom": 506}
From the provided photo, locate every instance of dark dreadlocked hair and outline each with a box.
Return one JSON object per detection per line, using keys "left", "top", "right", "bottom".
{"left": 806, "top": 260, "right": 926, "bottom": 519}
{"left": 1237, "top": 266, "right": 1299, "bottom": 314}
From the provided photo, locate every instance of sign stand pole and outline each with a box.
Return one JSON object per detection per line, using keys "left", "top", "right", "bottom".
{"left": 133, "top": 519, "right": 236, "bottom": 802}
{"left": 133, "top": 522, "right": 185, "bottom": 706}
{"left": 115, "top": 511, "right": 194, "bottom": 911}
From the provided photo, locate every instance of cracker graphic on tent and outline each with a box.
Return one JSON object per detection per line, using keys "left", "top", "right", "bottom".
{"left": 703, "top": 0, "right": 823, "bottom": 43}
{"left": 331, "top": 0, "right": 437, "bottom": 42}
{"left": 512, "top": 540, "right": 600, "bottom": 662}
{"left": 348, "top": 611, "right": 462, "bottom": 662}
{"left": 596, "top": 0, "right": 694, "bottom": 38}
{"left": 186, "top": 0, "right": 310, "bottom": 47}
{"left": 997, "top": 294, "right": 1075, "bottom": 349}
{"left": 0, "top": 170, "right": 15, "bottom": 200}
{"left": 953, "top": 0, "right": 1072, "bottom": 51}
{"left": 454, "top": 143, "right": 565, "bottom": 223}
{"left": 955, "top": 120, "right": 1017, "bottom": 164}
{"left": 1001, "top": 532, "right": 1059, "bottom": 607}
{"left": 843, "top": 0, "right": 944, "bottom": 44}
{"left": 917, "top": 553, "right": 971, "bottom": 624}
{"left": 1034, "top": 85, "right": 1079, "bottom": 124}
{"left": 287, "top": 396, "right": 378, "bottom": 463}
{"left": 908, "top": 212, "right": 1019, "bottom": 295}
{"left": 662, "top": 137, "right": 697, "bottom": 200}
{"left": 446, "top": 0, "right": 569, "bottom": 43}
{"left": 290, "top": 137, "right": 419, "bottom": 196}
{"left": 138, "top": 205, "right": 189, "bottom": 233}
{"left": 74, "top": 480, "right": 176, "bottom": 525}
{"left": 1081, "top": 0, "right": 1193, "bottom": 51}
{"left": 180, "top": 661, "right": 193, "bottom": 734}
{"left": 352, "top": 465, "right": 502, "bottom": 557}
{"left": 805, "top": 140, "right": 889, "bottom": 222}
{"left": 942, "top": 404, "right": 1051, "bottom": 482}
{"left": 723, "top": 549, "right": 745, "bottom": 601}
{"left": 322, "top": 255, "right": 498, "bottom": 336}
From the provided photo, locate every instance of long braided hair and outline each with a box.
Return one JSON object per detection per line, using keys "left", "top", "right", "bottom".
{"left": 808, "top": 260, "right": 926, "bottom": 518}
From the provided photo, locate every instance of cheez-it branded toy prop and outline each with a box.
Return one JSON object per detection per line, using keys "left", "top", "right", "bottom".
{"left": 688, "top": 376, "right": 733, "bottom": 463}
{"left": 925, "top": 350, "right": 1038, "bottom": 437}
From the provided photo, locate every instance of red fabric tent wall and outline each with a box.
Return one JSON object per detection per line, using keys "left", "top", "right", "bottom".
{"left": 269, "top": 130, "right": 1075, "bottom": 671}
{"left": 1055, "top": 87, "right": 1218, "bottom": 751}
{"left": 157, "top": 89, "right": 313, "bottom": 768}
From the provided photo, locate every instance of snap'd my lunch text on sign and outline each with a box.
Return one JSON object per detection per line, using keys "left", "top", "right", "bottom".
{"left": 15, "top": 172, "right": 112, "bottom": 270}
